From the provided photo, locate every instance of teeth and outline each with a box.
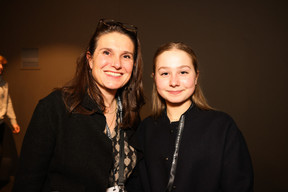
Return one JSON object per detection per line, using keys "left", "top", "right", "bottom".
{"left": 106, "top": 71, "right": 122, "bottom": 77}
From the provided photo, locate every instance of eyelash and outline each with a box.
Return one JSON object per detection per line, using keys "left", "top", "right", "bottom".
{"left": 103, "top": 50, "right": 110, "bottom": 55}
{"left": 160, "top": 71, "right": 189, "bottom": 76}
{"left": 123, "top": 55, "right": 132, "bottom": 59}
{"left": 160, "top": 72, "right": 169, "bottom": 76}
{"left": 102, "top": 51, "right": 132, "bottom": 60}
{"left": 180, "top": 71, "right": 189, "bottom": 74}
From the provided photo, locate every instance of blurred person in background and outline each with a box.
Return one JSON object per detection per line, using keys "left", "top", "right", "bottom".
{"left": 0, "top": 54, "right": 20, "bottom": 189}
{"left": 0, "top": 55, "right": 20, "bottom": 135}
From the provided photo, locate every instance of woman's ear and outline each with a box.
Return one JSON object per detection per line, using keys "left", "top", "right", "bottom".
{"left": 86, "top": 51, "right": 93, "bottom": 69}
{"left": 195, "top": 70, "right": 200, "bottom": 85}
{"left": 151, "top": 73, "right": 155, "bottom": 79}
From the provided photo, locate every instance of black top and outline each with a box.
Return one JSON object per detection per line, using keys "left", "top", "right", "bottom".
{"left": 136, "top": 105, "right": 254, "bottom": 192}
{"left": 13, "top": 90, "right": 140, "bottom": 192}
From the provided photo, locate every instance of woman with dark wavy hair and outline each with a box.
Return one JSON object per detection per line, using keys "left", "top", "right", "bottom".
{"left": 13, "top": 19, "right": 145, "bottom": 192}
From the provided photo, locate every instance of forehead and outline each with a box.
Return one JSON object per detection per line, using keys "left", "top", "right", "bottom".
{"left": 156, "top": 49, "right": 193, "bottom": 68}
{"left": 96, "top": 32, "right": 134, "bottom": 51}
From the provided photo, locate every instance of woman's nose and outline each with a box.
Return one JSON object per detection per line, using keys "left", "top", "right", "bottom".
{"left": 169, "top": 74, "right": 180, "bottom": 87}
{"left": 111, "top": 56, "right": 121, "bottom": 69}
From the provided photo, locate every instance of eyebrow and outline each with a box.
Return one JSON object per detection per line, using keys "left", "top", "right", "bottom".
{"left": 122, "top": 51, "right": 134, "bottom": 55}
{"left": 157, "top": 65, "right": 192, "bottom": 70}
{"left": 99, "top": 48, "right": 134, "bottom": 55}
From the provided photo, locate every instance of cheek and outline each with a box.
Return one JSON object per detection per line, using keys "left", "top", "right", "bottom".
{"left": 155, "top": 80, "right": 165, "bottom": 98}
{"left": 122, "top": 62, "right": 134, "bottom": 76}
{"left": 93, "top": 56, "right": 111, "bottom": 70}
{"left": 182, "top": 77, "right": 197, "bottom": 89}
{"left": 124, "top": 62, "right": 134, "bottom": 74}
{"left": 155, "top": 77, "right": 167, "bottom": 91}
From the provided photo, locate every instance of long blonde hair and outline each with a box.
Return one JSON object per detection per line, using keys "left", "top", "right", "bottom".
{"left": 151, "top": 42, "right": 212, "bottom": 118}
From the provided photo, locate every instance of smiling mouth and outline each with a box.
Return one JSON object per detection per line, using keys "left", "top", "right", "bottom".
{"left": 105, "top": 71, "right": 122, "bottom": 77}
{"left": 168, "top": 90, "right": 182, "bottom": 95}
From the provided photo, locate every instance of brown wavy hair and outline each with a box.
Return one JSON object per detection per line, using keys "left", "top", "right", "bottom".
{"left": 61, "top": 19, "right": 145, "bottom": 128}
{"left": 151, "top": 42, "right": 212, "bottom": 117}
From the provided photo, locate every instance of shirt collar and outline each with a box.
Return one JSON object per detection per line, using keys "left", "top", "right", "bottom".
{"left": 80, "top": 92, "right": 102, "bottom": 114}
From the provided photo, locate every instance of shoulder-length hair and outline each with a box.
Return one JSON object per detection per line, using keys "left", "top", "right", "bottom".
{"left": 61, "top": 19, "right": 145, "bottom": 128}
{"left": 152, "top": 42, "right": 212, "bottom": 117}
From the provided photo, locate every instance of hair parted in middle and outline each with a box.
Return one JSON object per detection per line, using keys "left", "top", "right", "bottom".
{"left": 151, "top": 42, "right": 212, "bottom": 118}
{"left": 61, "top": 19, "right": 145, "bottom": 128}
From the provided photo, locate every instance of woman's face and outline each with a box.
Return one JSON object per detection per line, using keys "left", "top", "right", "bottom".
{"left": 154, "top": 49, "right": 198, "bottom": 108}
{"left": 0, "top": 63, "right": 3, "bottom": 75}
{"left": 88, "top": 32, "right": 135, "bottom": 95}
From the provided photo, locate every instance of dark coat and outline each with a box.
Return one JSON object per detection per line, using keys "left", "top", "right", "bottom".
{"left": 136, "top": 105, "right": 254, "bottom": 192}
{"left": 13, "top": 90, "right": 139, "bottom": 192}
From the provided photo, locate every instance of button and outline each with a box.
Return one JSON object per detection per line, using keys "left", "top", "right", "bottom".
{"left": 170, "top": 129, "right": 174, "bottom": 134}
{"left": 172, "top": 185, "right": 176, "bottom": 189}
{"left": 165, "top": 157, "right": 169, "bottom": 161}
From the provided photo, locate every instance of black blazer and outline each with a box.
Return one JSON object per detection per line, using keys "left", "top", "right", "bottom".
{"left": 136, "top": 105, "right": 254, "bottom": 192}
{"left": 13, "top": 90, "right": 139, "bottom": 192}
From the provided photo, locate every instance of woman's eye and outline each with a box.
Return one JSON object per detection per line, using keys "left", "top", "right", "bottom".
{"left": 180, "top": 71, "right": 188, "bottom": 75}
{"left": 160, "top": 72, "right": 169, "bottom": 76}
{"left": 103, "top": 50, "right": 110, "bottom": 55}
{"left": 123, "top": 54, "right": 132, "bottom": 59}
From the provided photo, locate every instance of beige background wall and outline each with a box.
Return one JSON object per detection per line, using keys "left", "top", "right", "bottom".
{"left": 1, "top": 0, "right": 287, "bottom": 191}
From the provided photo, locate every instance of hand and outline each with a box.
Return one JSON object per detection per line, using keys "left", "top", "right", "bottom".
{"left": 12, "top": 123, "right": 20, "bottom": 134}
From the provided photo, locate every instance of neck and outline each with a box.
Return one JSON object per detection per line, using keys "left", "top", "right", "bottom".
{"left": 166, "top": 100, "right": 192, "bottom": 122}
{"left": 100, "top": 88, "right": 116, "bottom": 105}
{"left": 103, "top": 92, "right": 117, "bottom": 114}
{"left": 105, "top": 97, "right": 116, "bottom": 107}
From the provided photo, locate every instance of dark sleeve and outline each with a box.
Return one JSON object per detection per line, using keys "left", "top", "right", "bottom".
{"left": 125, "top": 161, "right": 145, "bottom": 192}
{"left": 126, "top": 120, "right": 151, "bottom": 192}
{"left": 13, "top": 98, "right": 57, "bottom": 191}
{"left": 221, "top": 117, "right": 254, "bottom": 192}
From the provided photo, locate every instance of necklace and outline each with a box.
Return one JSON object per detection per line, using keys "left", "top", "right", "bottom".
{"left": 109, "top": 112, "right": 116, "bottom": 128}
{"left": 107, "top": 111, "right": 116, "bottom": 128}
{"left": 104, "top": 99, "right": 117, "bottom": 114}
{"left": 105, "top": 106, "right": 118, "bottom": 114}
{"left": 105, "top": 110, "right": 117, "bottom": 139}
{"left": 105, "top": 96, "right": 122, "bottom": 139}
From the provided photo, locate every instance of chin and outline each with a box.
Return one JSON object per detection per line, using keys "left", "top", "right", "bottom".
{"left": 167, "top": 100, "right": 184, "bottom": 105}
{"left": 106, "top": 84, "right": 125, "bottom": 90}
{"left": 166, "top": 98, "right": 191, "bottom": 105}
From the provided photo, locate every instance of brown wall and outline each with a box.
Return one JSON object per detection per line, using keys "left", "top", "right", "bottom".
{"left": 1, "top": 0, "right": 287, "bottom": 191}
